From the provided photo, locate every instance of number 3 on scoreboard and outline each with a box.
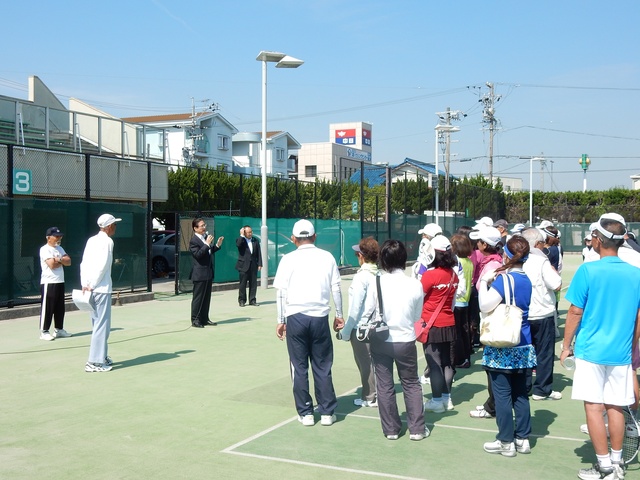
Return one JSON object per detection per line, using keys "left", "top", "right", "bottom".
{"left": 13, "top": 169, "right": 32, "bottom": 195}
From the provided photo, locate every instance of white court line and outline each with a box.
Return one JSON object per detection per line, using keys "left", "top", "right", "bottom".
{"left": 222, "top": 387, "right": 586, "bottom": 479}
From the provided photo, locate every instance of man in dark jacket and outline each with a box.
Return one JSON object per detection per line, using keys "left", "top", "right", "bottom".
{"left": 189, "top": 218, "right": 223, "bottom": 327}
{"left": 236, "top": 225, "right": 262, "bottom": 307}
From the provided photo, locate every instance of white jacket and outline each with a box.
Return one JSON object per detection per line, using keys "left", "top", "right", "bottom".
{"left": 522, "top": 248, "right": 562, "bottom": 320}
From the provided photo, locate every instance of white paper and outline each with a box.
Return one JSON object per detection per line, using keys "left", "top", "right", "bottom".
{"left": 72, "top": 289, "right": 95, "bottom": 313}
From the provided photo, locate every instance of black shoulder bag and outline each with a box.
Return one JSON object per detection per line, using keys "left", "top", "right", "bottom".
{"left": 356, "top": 275, "right": 389, "bottom": 343}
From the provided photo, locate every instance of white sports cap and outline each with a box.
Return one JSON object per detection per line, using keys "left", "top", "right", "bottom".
{"left": 538, "top": 220, "right": 553, "bottom": 229}
{"left": 510, "top": 223, "right": 526, "bottom": 233}
{"left": 474, "top": 216, "right": 494, "bottom": 228}
{"left": 97, "top": 214, "right": 122, "bottom": 228}
{"left": 469, "top": 227, "right": 501, "bottom": 247}
{"left": 431, "top": 235, "right": 451, "bottom": 252}
{"left": 418, "top": 223, "right": 442, "bottom": 238}
{"left": 292, "top": 219, "right": 315, "bottom": 238}
{"left": 594, "top": 213, "right": 626, "bottom": 240}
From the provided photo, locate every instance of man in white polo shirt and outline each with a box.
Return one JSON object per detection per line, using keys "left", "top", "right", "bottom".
{"left": 274, "top": 219, "right": 344, "bottom": 427}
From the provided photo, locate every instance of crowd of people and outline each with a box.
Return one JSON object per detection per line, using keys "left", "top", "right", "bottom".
{"left": 271, "top": 215, "right": 640, "bottom": 480}
{"left": 38, "top": 212, "right": 640, "bottom": 478}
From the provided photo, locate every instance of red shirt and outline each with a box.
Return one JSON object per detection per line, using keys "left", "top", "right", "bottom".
{"left": 420, "top": 267, "right": 457, "bottom": 328}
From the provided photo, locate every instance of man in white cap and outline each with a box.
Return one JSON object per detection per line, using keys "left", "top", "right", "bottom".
{"left": 562, "top": 213, "right": 640, "bottom": 479}
{"left": 274, "top": 219, "right": 344, "bottom": 427}
{"left": 80, "top": 213, "right": 121, "bottom": 372}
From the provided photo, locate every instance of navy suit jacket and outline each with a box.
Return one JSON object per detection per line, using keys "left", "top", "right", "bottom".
{"left": 189, "top": 234, "right": 220, "bottom": 281}
{"left": 235, "top": 236, "right": 262, "bottom": 273}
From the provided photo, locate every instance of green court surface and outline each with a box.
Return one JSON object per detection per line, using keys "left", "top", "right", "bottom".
{"left": 0, "top": 253, "right": 633, "bottom": 479}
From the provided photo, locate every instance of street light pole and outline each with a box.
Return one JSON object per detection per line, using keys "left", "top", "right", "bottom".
{"left": 520, "top": 156, "right": 543, "bottom": 227}
{"left": 256, "top": 51, "right": 303, "bottom": 290}
{"left": 433, "top": 124, "right": 460, "bottom": 226}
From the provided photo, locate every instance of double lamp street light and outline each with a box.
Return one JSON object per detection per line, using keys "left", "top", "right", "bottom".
{"left": 256, "top": 51, "right": 304, "bottom": 289}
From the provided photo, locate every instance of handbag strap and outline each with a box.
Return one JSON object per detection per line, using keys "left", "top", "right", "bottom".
{"left": 501, "top": 273, "right": 515, "bottom": 306}
{"left": 422, "top": 271, "right": 456, "bottom": 329}
{"left": 376, "top": 274, "right": 384, "bottom": 320}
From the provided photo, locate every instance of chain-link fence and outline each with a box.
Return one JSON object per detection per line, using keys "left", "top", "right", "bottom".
{"left": 1, "top": 197, "right": 148, "bottom": 307}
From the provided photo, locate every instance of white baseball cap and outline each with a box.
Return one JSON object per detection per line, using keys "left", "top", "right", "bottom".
{"left": 469, "top": 227, "right": 502, "bottom": 247}
{"left": 538, "top": 220, "right": 553, "bottom": 229}
{"left": 510, "top": 223, "right": 526, "bottom": 233}
{"left": 292, "top": 219, "right": 315, "bottom": 238}
{"left": 97, "top": 214, "right": 122, "bottom": 228}
{"left": 418, "top": 223, "right": 442, "bottom": 238}
{"left": 474, "top": 216, "right": 494, "bottom": 228}
{"left": 431, "top": 235, "right": 451, "bottom": 252}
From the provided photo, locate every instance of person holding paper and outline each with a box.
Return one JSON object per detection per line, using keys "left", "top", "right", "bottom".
{"left": 80, "top": 214, "right": 121, "bottom": 373}
{"left": 39, "top": 226, "right": 71, "bottom": 341}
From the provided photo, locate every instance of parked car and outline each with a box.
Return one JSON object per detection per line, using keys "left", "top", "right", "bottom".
{"left": 151, "top": 230, "right": 176, "bottom": 275}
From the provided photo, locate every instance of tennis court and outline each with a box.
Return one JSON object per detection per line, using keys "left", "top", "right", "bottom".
{"left": 0, "top": 253, "right": 633, "bottom": 479}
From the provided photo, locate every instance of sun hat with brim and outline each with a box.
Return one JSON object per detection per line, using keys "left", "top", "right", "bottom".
{"left": 352, "top": 244, "right": 361, "bottom": 253}
{"left": 538, "top": 220, "right": 553, "bottom": 229}
{"left": 469, "top": 227, "right": 501, "bottom": 247}
{"left": 431, "top": 235, "right": 451, "bottom": 252}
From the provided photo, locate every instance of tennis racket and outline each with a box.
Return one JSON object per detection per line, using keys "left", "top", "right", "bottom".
{"left": 622, "top": 406, "right": 640, "bottom": 464}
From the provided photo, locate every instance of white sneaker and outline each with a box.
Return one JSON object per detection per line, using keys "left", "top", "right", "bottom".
{"left": 470, "top": 406, "right": 493, "bottom": 418}
{"left": 40, "top": 331, "right": 55, "bottom": 341}
{"left": 424, "top": 399, "right": 445, "bottom": 413}
{"left": 483, "top": 439, "right": 516, "bottom": 457}
{"left": 84, "top": 362, "right": 112, "bottom": 373}
{"left": 579, "top": 423, "right": 609, "bottom": 436}
{"left": 420, "top": 375, "right": 430, "bottom": 385}
{"left": 386, "top": 434, "right": 399, "bottom": 440}
{"left": 578, "top": 464, "right": 617, "bottom": 480}
{"left": 532, "top": 391, "right": 562, "bottom": 401}
{"left": 444, "top": 398, "right": 454, "bottom": 411}
{"left": 298, "top": 414, "right": 314, "bottom": 426}
{"left": 613, "top": 461, "right": 626, "bottom": 480}
{"left": 320, "top": 414, "right": 336, "bottom": 426}
{"left": 353, "top": 398, "right": 378, "bottom": 408}
{"left": 53, "top": 328, "right": 72, "bottom": 338}
{"left": 515, "top": 438, "right": 531, "bottom": 454}
{"left": 409, "top": 427, "right": 431, "bottom": 441}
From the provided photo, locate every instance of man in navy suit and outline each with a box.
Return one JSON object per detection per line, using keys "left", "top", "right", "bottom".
{"left": 236, "top": 225, "right": 262, "bottom": 307}
{"left": 189, "top": 218, "right": 224, "bottom": 327}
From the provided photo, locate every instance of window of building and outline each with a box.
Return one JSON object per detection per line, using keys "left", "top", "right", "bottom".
{"left": 305, "top": 165, "right": 317, "bottom": 177}
{"left": 275, "top": 148, "right": 285, "bottom": 161}
{"left": 217, "top": 134, "right": 230, "bottom": 150}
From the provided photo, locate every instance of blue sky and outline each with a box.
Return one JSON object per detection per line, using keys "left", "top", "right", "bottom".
{"left": 1, "top": 0, "right": 639, "bottom": 192}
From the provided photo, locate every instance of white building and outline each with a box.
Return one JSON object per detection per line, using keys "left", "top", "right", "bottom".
{"left": 295, "top": 122, "right": 373, "bottom": 182}
{"left": 232, "top": 130, "right": 300, "bottom": 178}
{"left": 122, "top": 111, "right": 238, "bottom": 171}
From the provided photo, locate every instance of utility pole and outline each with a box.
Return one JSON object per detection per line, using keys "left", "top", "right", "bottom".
{"left": 436, "top": 107, "right": 463, "bottom": 213}
{"left": 481, "top": 83, "right": 500, "bottom": 185}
